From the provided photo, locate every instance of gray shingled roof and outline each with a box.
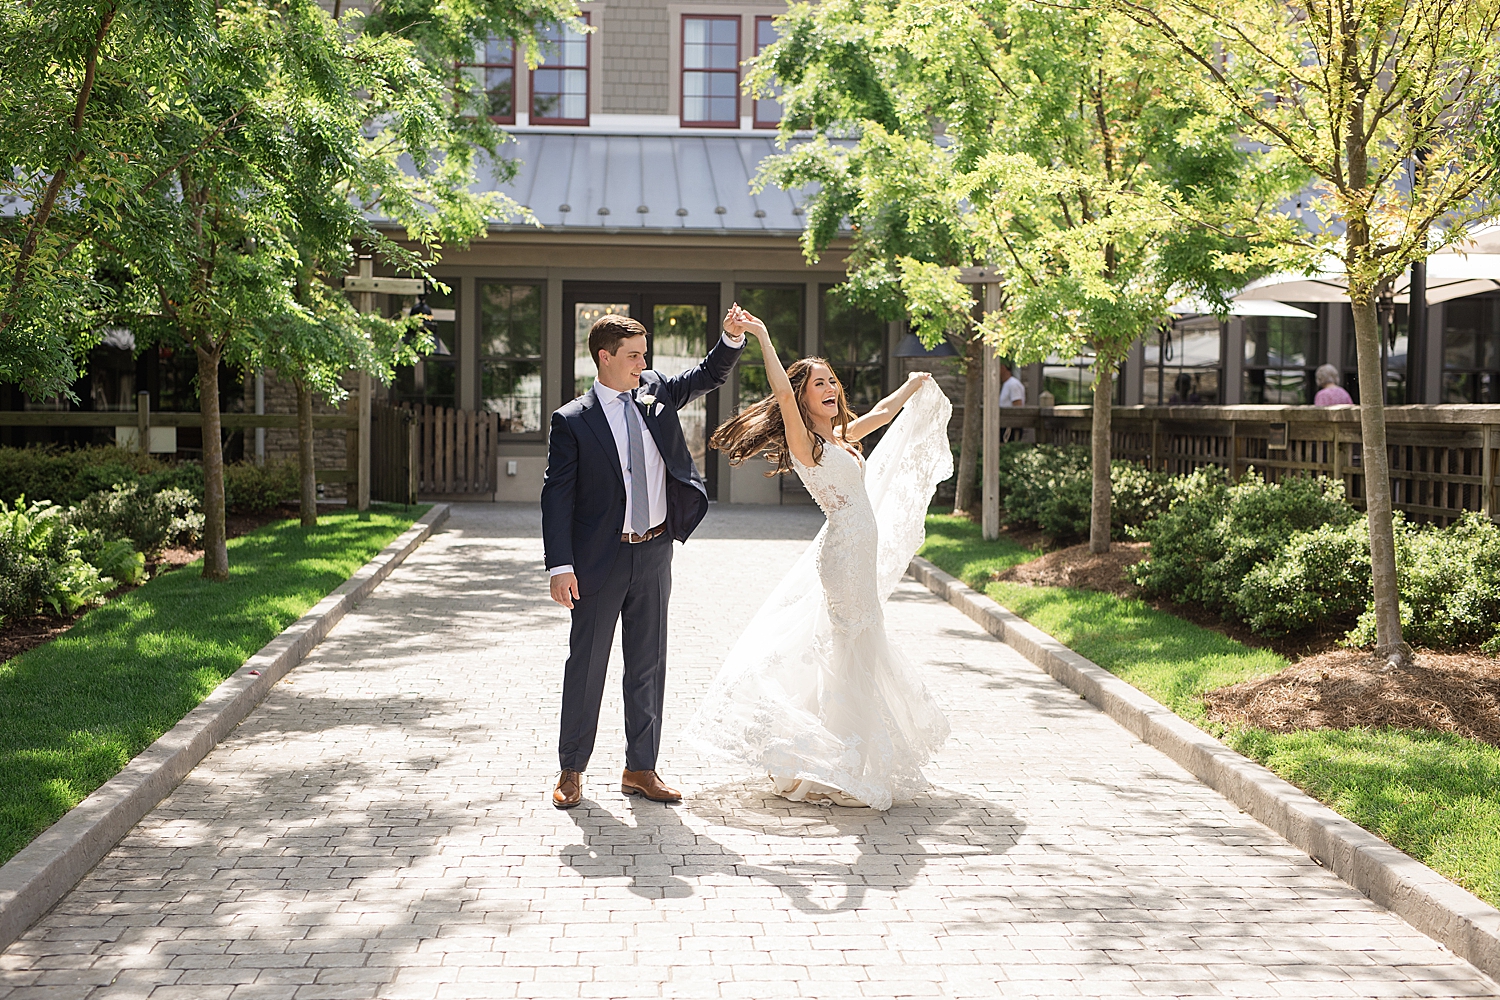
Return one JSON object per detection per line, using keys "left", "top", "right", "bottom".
{"left": 479, "top": 131, "right": 810, "bottom": 234}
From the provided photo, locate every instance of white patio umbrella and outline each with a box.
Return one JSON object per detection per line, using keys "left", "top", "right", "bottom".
{"left": 1234, "top": 225, "right": 1500, "bottom": 305}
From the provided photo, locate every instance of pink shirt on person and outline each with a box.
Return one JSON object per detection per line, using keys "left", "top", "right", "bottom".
{"left": 1314, "top": 385, "right": 1353, "bottom": 406}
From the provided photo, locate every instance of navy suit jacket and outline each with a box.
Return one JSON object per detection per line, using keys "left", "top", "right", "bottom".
{"left": 541, "top": 337, "right": 742, "bottom": 596}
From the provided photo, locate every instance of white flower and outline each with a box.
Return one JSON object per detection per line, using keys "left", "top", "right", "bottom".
{"left": 638, "top": 394, "right": 656, "bottom": 407}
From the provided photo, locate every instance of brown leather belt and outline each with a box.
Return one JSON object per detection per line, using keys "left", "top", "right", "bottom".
{"left": 622, "top": 522, "right": 667, "bottom": 544}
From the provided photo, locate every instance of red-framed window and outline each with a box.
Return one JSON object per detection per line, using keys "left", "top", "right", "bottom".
{"left": 753, "top": 16, "right": 783, "bottom": 129}
{"left": 532, "top": 15, "right": 590, "bottom": 125}
{"left": 459, "top": 35, "right": 516, "bottom": 124}
{"left": 681, "top": 14, "right": 740, "bottom": 128}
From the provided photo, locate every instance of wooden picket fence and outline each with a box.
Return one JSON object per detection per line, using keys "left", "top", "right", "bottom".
{"left": 407, "top": 403, "right": 500, "bottom": 499}
{"left": 1001, "top": 404, "right": 1500, "bottom": 526}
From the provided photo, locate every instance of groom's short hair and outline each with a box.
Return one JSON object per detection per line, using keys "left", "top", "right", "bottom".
{"left": 589, "top": 314, "right": 648, "bottom": 367}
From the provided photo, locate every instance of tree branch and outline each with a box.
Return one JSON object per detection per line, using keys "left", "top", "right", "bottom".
{"left": 1, "top": 4, "right": 117, "bottom": 330}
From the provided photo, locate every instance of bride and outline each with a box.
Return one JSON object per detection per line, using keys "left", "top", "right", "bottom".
{"left": 684, "top": 304, "right": 954, "bottom": 810}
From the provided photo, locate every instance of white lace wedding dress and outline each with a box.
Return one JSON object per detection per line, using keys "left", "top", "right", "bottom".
{"left": 685, "top": 381, "right": 954, "bottom": 810}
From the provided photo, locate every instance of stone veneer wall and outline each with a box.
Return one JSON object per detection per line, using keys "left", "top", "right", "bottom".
{"left": 241, "top": 371, "right": 358, "bottom": 500}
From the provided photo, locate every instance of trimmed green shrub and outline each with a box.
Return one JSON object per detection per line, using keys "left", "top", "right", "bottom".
{"left": 0, "top": 447, "right": 164, "bottom": 508}
{"left": 1131, "top": 471, "right": 1357, "bottom": 614}
{"left": 1348, "top": 512, "right": 1500, "bottom": 650}
{"left": 1233, "top": 519, "right": 1371, "bottom": 636}
{"left": 0, "top": 446, "right": 290, "bottom": 515}
{"left": 995, "top": 443, "right": 1179, "bottom": 541}
{"left": 0, "top": 499, "right": 113, "bottom": 623}
{"left": 224, "top": 460, "right": 297, "bottom": 514}
{"left": 1126, "top": 466, "right": 1231, "bottom": 604}
{"left": 70, "top": 484, "right": 203, "bottom": 556}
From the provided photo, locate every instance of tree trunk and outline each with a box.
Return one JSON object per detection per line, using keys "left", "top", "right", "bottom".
{"left": 295, "top": 378, "right": 317, "bottom": 528}
{"left": 1349, "top": 288, "right": 1411, "bottom": 665}
{"left": 954, "top": 334, "right": 983, "bottom": 515}
{"left": 1089, "top": 361, "right": 1113, "bottom": 554}
{"left": 196, "top": 341, "right": 229, "bottom": 580}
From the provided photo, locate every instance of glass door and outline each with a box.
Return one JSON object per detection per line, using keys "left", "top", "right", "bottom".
{"left": 562, "top": 283, "right": 722, "bottom": 497}
{"left": 647, "top": 302, "right": 710, "bottom": 475}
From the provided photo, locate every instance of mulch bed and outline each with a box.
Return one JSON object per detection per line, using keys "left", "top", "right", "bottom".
{"left": 993, "top": 540, "right": 1148, "bottom": 599}
{"left": 0, "top": 502, "right": 344, "bottom": 667}
{"left": 1204, "top": 649, "right": 1500, "bottom": 747}
{"left": 983, "top": 529, "right": 1500, "bottom": 744}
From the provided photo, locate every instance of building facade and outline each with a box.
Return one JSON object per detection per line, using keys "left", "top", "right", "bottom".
{"left": 372, "top": 0, "right": 943, "bottom": 504}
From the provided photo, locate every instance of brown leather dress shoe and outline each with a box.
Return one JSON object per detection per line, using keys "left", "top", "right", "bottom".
{"left": 621, "top": 769, "right": 682, "bottom": 803}
{"left": 553, "top": 769, "right": 583, "bottom": 809}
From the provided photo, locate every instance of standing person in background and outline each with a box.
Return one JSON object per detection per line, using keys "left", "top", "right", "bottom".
{"left": 998, "top": 359, "right": 1025, "bottom": 441}
{"left": 1314, "top": 364, "right": 1354, "bottom": 406}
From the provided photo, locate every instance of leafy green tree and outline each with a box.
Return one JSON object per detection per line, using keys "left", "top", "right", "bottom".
{"left": 1112, "top": 0, "right": 1500, "bottom": 663}
{"left": 0, "top": 0, "right": 221, "bottom": 396}
{"left": 112, "top": 0, "right": 567, "bottom": 577}
{"left": 755, "top": 0, "right": 1300, "bottom": 551}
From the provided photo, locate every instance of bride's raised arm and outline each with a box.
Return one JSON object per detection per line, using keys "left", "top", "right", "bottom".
{"left": 845, "top": 370, "right": 933, "bottom": 442}
{"left": 724, "top": 305, "right": 816, "bottom": 467}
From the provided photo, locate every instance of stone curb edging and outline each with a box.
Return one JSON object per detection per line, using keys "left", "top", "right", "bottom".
{"left": 0, "top": 504, "right": 451, "bottom": 954}
{"left": 907, "top": 554, "right": 1500, "bottom": 984}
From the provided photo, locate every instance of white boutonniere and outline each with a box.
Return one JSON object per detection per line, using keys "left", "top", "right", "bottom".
{"left": 637, "top": 393, "right": 662, "bottom": 415}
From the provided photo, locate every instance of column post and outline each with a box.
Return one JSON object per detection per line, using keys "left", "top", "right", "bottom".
{"left": 982, "top": 282, "right": 1002, "bottom": 541}
{"left": 136, "top": 391, "right": 150, "bottom": 455}
{"left": 356, "top": 256, "right": 373, "bottom": 511}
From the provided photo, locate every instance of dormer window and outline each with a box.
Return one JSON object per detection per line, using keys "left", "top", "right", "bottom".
{"left": 681, "top": 15, "right": 740, "bottom": 128}
{"left": 532, "top": 16, "right": 590, "bottom": 125}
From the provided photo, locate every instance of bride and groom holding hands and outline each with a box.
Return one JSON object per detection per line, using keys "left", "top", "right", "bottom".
{"left": 540, "top": 304, "right": 955, "bottom": 811}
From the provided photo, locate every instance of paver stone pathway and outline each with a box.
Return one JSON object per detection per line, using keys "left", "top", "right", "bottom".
{"left": 1, "top": 503, "right": 1496, "bottom": 999}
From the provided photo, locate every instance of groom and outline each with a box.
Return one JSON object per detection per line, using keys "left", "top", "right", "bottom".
{"left": 541, "top": 312, "right": 744, "bottom": 808}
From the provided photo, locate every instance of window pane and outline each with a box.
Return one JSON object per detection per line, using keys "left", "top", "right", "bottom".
{"left": 651, "top": 304, "right": 709, "bottom": 473}
{"left": 1243, "top": 368, "right": 1310, "bottom": 404}
{"left": 480, "top": 283, "right": 541, "bottom": 357}
{"left": 735, "top": 287, "right": 801, "bottom": 406}
{"left": 835, "top": 365, "right": 885, "bottom": 412}
{"left": 1243, "top": 315, "right": 1316, "bottom": 368}
{"left": 574, "top": 302, "right": 631, "bottom": 398}
{"left": 822, "top": 290, "right": 883, "bottom": 366}
{"left": 1444, "top": 299, "right": 1481, "bottom": 369}
{"left": 396, "top": 359, "right": 457, "bottom": 410}
{"left": 485, "top": 68, "right": 513, "bottom": 119}
{"left": 534, "top": 68, "right": 587, "bottom": 120}
{"left": 651, "top": 305, "right": 708, "bottom": 372}
{"left": 485, "top": 36, "right": 513, "bottom": 64}
{"left": 482, "top": 360, "right": 542, "bottom": 433}
{"left": 757, "top": 17, "right": 777, "bottom": 49}
{"left": 684, "top": 17, "right": 737, "bottom": 69}
{"left": 539, "top": 22, "right": 587, "bottom": 66}
{"left": 684, "top": 73, "right": 738, "bottom": 124}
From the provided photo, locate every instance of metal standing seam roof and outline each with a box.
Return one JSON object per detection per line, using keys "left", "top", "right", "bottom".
{"left": 478, "top": 131, "right": 810, "bottom": 234}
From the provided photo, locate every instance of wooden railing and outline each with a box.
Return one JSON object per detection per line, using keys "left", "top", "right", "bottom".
{"left": 0, "top": 395, "right": 359, "bottom": 484}
{"left": 407, "top": 404, "right": 500, "bottom": 499}
{"left": 1001, "top": 404, "right": 1500, "bottom": 524}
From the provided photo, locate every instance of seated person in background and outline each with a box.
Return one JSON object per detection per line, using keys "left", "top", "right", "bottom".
{"left": 1169, "top": 372, "right": 1201, "bottom": 404}
{"left": 1314, "top": 364, "right": 1354, "bottom": 405}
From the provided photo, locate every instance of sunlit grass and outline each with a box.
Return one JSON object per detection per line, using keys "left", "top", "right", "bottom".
{"left": 0, "top": 506, "right": 424, "bottom": 864}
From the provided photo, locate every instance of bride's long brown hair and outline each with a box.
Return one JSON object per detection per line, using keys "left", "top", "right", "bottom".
{"left": 710, "top": 357, "right": 860, "bottom": 476}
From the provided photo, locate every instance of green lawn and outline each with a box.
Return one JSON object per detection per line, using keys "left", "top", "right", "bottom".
{"left": 0, "top": 506, "right": 424, "bottom": 865}
{"left": 919, "top": 514, "right": 1500, "bottom": 907}
{"left": 919, "top": 513, "right": 1041, "bottom": 587}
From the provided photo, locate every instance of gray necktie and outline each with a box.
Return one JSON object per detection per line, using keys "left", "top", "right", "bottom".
{"left": 621, "top": 391, "right": 651, "bottom": 535}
